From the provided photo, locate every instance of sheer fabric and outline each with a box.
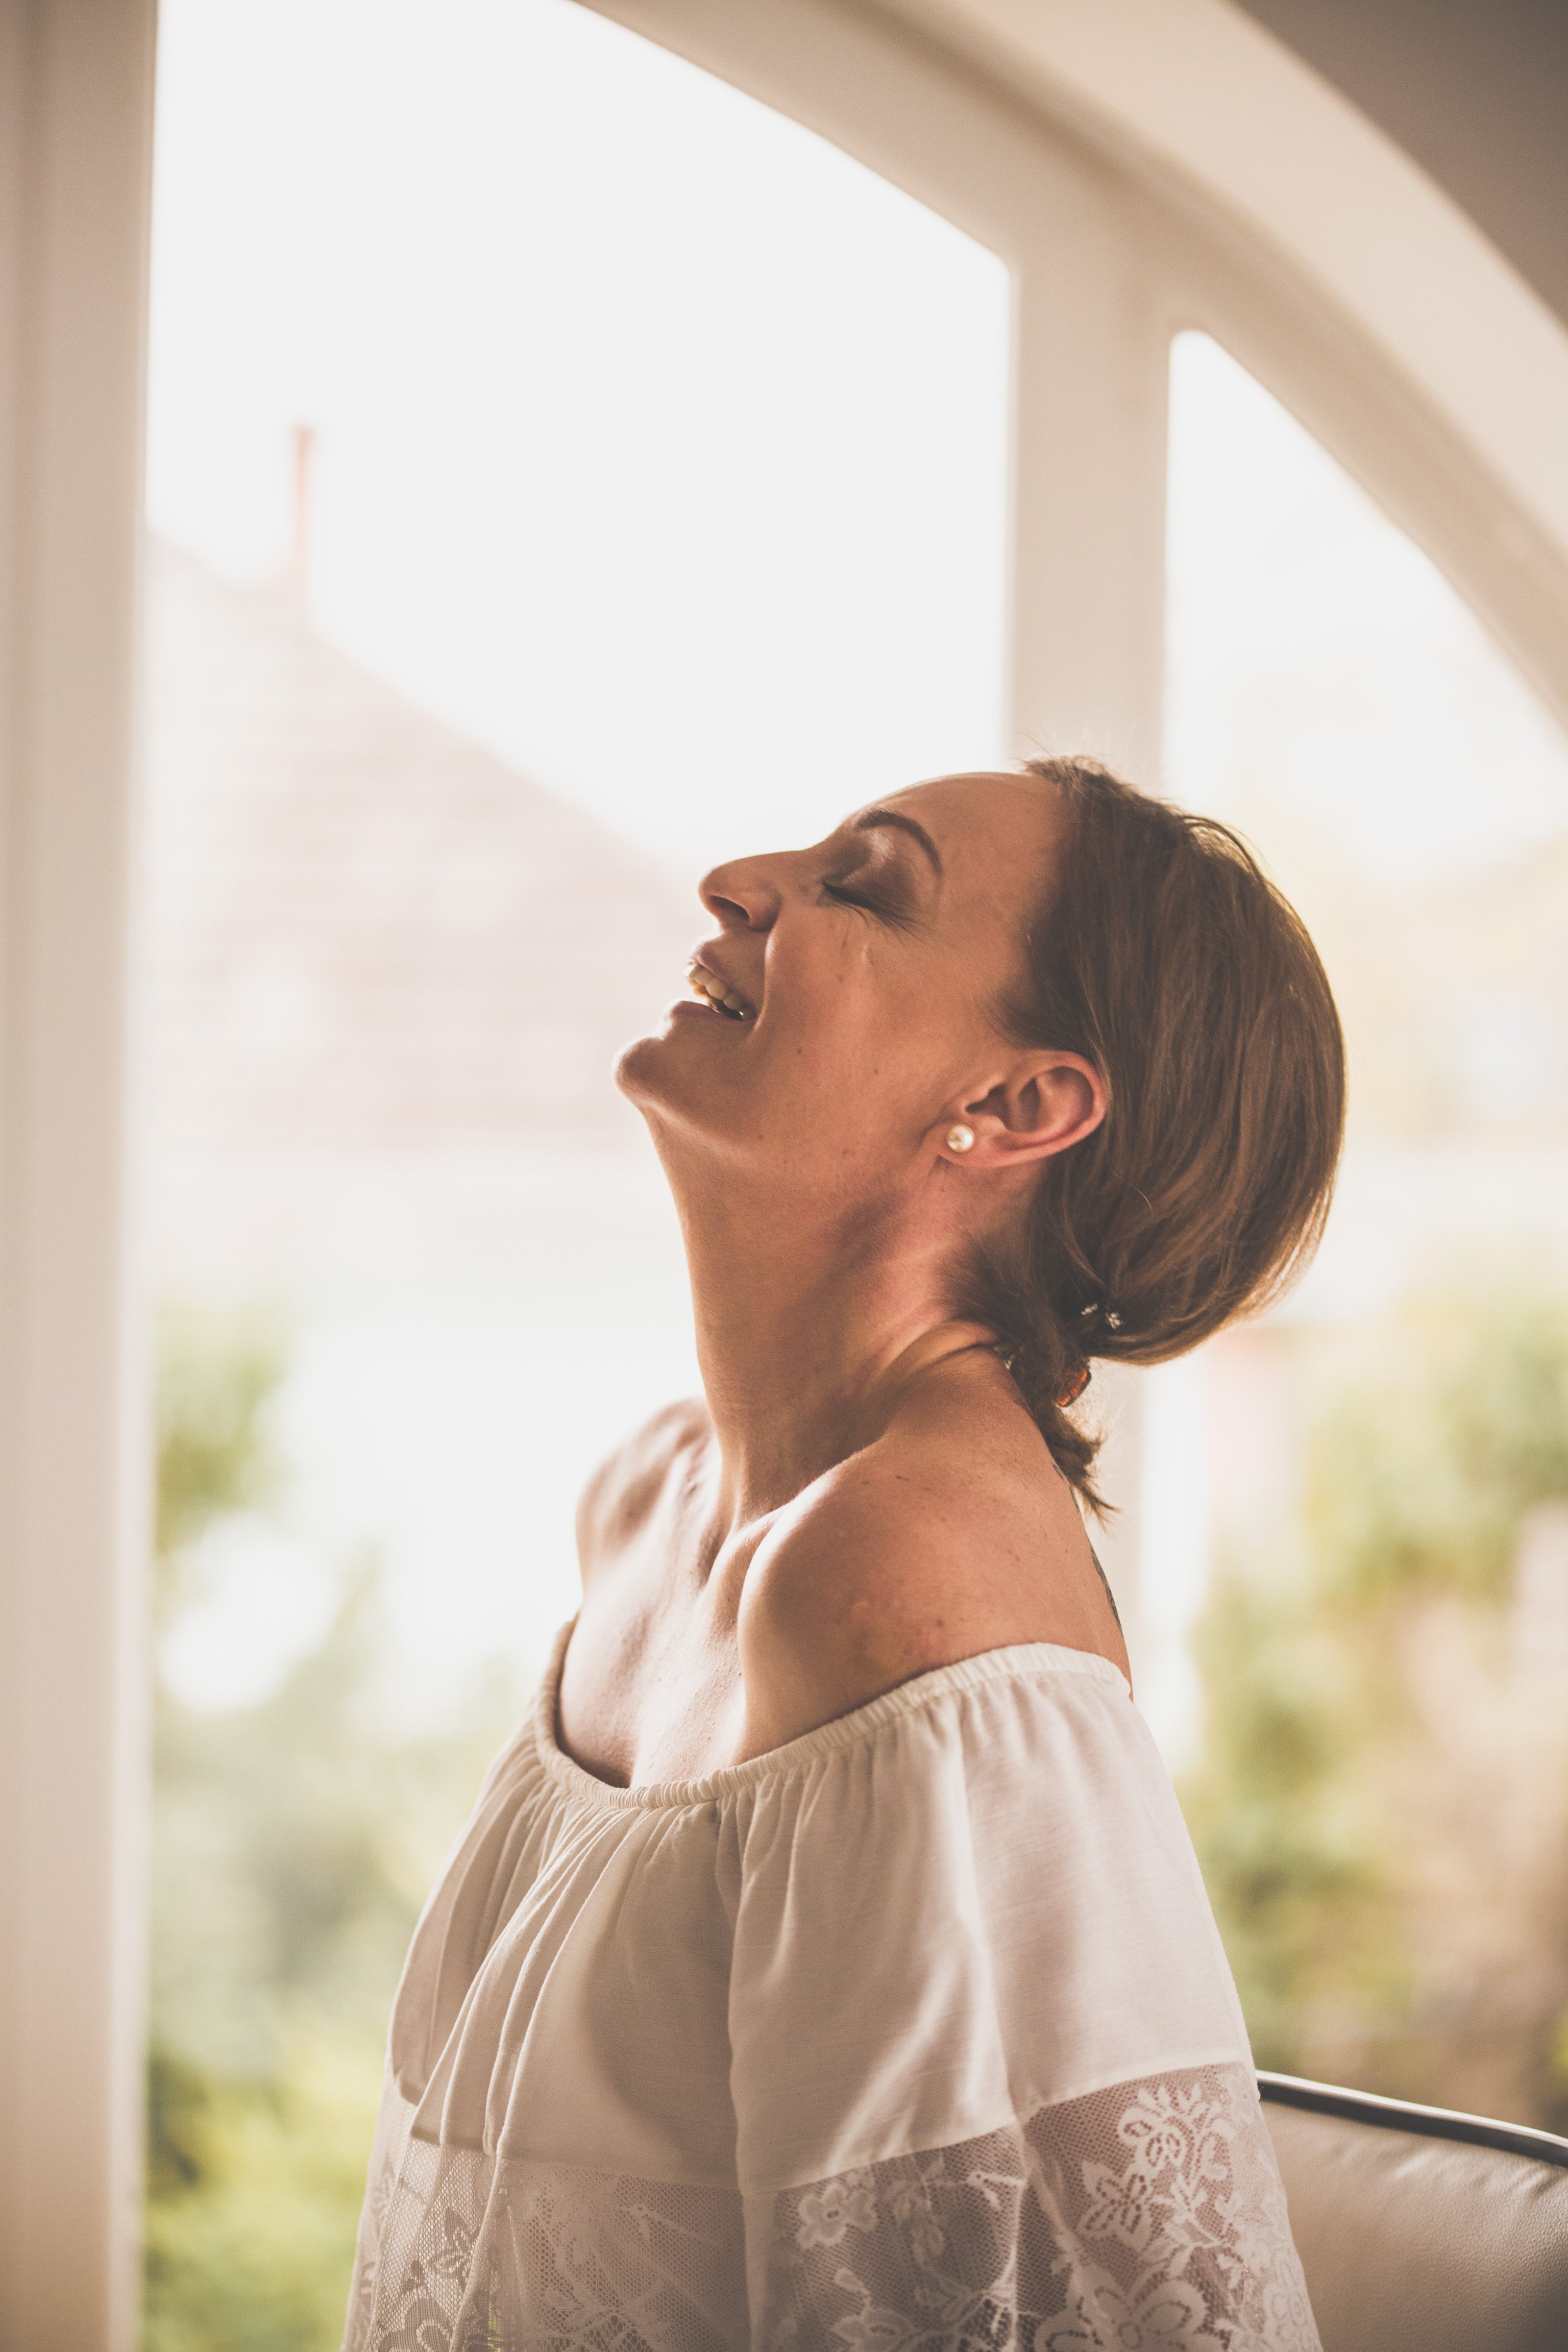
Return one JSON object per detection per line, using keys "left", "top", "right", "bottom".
{"left": 346, "top": 1631, "right": 1319, "bottom": 2350}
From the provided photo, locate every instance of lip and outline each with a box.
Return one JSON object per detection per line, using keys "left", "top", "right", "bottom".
{"left": 667, "top": 995, "right": 734, "bottom": 1022}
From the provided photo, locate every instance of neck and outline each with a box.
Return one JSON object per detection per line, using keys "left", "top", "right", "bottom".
{"left": 664, "top": 1155, "right": 995, "bottom": 1526}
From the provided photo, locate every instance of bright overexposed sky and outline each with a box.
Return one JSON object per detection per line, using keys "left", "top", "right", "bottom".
{"left": 148, "top": 0, "right": 1010, "bottom": 873}
{"left": 148, "top": 0, "right": 1568, "bottom": 890}
{"left": 1166, "top": 333, "right": 1568, "bottom": 886}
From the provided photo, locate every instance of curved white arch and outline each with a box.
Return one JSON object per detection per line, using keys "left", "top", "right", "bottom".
{"left": 581, "top": 0, "right": 1568, "bottom": 731}
{"left": 885, "top": 0, "right": 1568, "bottom": 564}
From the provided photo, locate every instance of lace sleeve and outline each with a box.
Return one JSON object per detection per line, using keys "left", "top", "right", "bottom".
{"left": 753, "top": 2061, "right": 1320, "bottom": 2351}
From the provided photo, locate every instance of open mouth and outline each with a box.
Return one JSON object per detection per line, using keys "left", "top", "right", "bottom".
{"left": 686, "top": 960, "right": 755, "bottom": 1021}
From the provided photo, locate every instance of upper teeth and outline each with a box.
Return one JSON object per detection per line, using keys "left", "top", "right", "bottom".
{"left": 688, "top": 963, "right": 752, "bottom": 1019}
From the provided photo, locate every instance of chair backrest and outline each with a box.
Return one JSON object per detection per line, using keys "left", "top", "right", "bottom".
{"left": 1260, "top": 2071, "right": 1568, "bottom": 2352}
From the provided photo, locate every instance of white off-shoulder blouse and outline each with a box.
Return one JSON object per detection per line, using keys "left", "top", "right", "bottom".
{"left": 344, "top": 1627, "right": 1320, "bottom": 2350}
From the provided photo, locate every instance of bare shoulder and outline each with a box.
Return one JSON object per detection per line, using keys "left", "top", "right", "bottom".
{"left": 738, "top": 1378, "right": 1126, "bottom": 1753}
{"left": 575, "top": 1397, "right": 712, "bottom": 1589}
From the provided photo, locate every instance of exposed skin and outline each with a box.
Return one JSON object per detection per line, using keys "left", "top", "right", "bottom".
{"left": 557, "top": 771, "right": 1131, "bottom": 1788}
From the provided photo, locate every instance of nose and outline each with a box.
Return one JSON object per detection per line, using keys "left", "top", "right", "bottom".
{"left": 698, "top": 853, "right": 781, "bottom": 935}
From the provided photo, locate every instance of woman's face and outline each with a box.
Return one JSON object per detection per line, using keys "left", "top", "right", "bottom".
{"left": 618, "top": 773, "right": 1075, "bottom": 1210}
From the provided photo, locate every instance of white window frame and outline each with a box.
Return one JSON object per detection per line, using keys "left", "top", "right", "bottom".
{"left": 0, "top": 4, "right": 157, "bottom": 2348}
{"left": 3, "top": 1, "right": 1565, "bottom": 2341}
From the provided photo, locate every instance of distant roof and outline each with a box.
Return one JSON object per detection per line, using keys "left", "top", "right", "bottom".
{"left": 145, "top": 540, "right": 694, "bottom": 1161}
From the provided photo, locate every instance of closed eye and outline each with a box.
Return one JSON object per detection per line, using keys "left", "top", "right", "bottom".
{"left": 822, "top": 876, "right": 918, "bottom": 933}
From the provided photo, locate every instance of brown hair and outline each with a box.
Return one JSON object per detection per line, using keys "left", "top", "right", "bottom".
{"left": 972, "top": 757, "right": 1345, "bottom": 1508}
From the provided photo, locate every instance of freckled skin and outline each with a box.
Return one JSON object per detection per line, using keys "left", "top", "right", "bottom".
{"left": 559, "top": 774, "right": 1130, "bottom": 1790}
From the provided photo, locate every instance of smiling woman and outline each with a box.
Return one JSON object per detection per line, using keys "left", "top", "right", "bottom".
{"left": 346, "top": 760, "right": 1341, "bottom": 2351}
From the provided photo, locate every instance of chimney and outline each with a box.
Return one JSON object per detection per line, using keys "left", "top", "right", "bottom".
{"left": 289, "top": 422, "right": 315, "bottom": 598}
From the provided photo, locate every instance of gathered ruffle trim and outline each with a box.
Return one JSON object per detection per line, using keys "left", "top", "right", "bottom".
{"left": 535, "top": 1619, "right": 1133, "bottom": 1815}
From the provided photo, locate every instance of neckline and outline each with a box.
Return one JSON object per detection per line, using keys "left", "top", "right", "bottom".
{"left": 535, "top": 1623, "right": 1132, "bottom": 1815}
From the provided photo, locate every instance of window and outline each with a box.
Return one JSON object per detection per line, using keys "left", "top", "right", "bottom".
{"left": 145, "top": 0, "right": 1009, "bottom": 1712}
{"left": 142, "top": 4, "right": 1008, "bottom": 2332}
{"left": 1159, "top": 331, "right": 1568, "bottom": 2122}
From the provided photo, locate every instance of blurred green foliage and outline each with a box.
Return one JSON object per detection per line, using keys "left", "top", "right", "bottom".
{"left": 1301, "top": 1296, "right": 1568, "bottom": 1606}
{"left": 144, "top": 1312, "right": 519, "bottom": 2352}
{"left": 154, "top": 1309, "right": 287, "bottom": 1585}
{"left": 1183, "top": 1290, "right": 1568, "bottom": 2128}
{"left": 144, "top": 2034, "right": 385, "bottom": 2352}
{"left": 1180, "top": 1569, "right": 1398, "bottom": 2070}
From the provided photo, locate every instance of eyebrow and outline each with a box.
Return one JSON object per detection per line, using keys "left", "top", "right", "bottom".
{"left": 852, "top": 807, "right": 944, "bottom": 878}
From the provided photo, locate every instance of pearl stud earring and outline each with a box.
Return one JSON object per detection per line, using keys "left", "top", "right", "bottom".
{"left": 945, "top": 1123, "right": 975, "bottom": 1153}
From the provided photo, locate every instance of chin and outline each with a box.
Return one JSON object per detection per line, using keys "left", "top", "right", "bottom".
{"left": 614, "top": 1027, "right": 670, "bottom": 1108}
{"left": 616, "top": 1020, "right": 741, "bottom": 1150}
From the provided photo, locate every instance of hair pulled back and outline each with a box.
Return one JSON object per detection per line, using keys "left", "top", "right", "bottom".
{"left": 972, "top": 758, "right": 1345, "bottom": 1508}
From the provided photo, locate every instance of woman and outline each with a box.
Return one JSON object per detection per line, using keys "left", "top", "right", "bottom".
{"left": 346, "top": 759, "right": 1339, "bottom": 2350}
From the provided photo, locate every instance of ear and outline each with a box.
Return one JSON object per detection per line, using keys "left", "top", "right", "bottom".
{"left": 939, "top": 1051, "right": 1107, "bottom": 1167}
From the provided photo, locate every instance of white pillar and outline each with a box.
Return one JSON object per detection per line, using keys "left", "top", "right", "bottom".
{"left": 1006, "top": 219, "right": 1170, "bottom": 1670}
{"left": 1007, "top": 227, "right": 1168, "bottom": 779}
{"left": 0, "top": 4, "right": 157, "bottom": 2346}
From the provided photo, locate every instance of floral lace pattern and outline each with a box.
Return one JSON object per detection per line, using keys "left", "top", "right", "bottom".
{"left": 344, "top": 2063, "right": 1318, "bottom": 2350}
